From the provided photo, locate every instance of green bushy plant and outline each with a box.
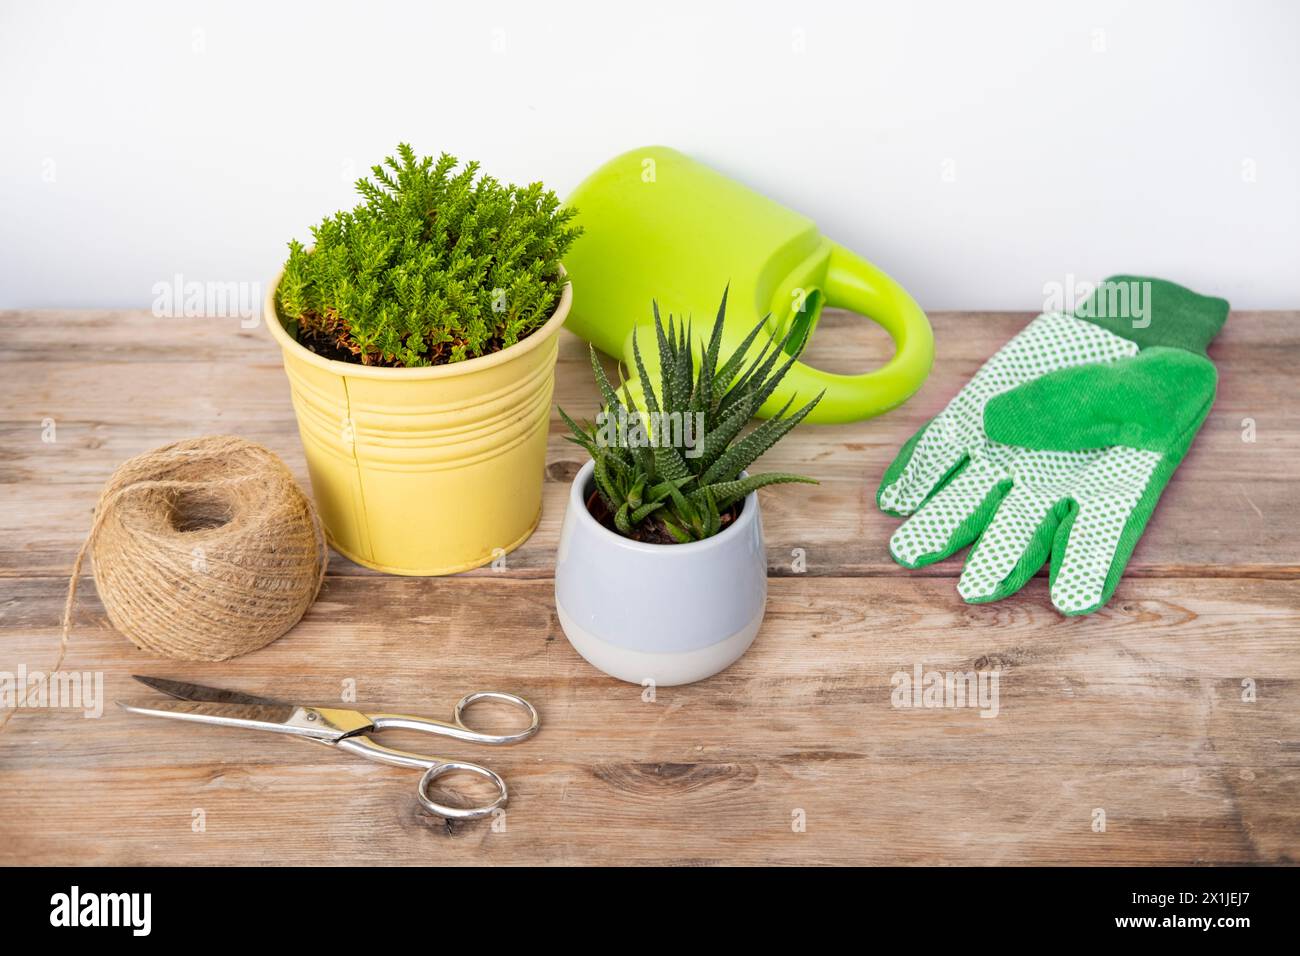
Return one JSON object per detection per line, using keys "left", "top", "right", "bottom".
{"left": 276, "top": 143, "right": 581, "bottom": 367}
{"left": 560, "top": 290, "right": 822, "bottom": 543}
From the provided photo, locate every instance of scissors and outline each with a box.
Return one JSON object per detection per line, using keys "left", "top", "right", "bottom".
{"left": 117, "top": 675, "right": 540, "bottom": 820}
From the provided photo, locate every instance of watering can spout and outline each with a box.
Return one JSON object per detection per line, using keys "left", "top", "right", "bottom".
{"left": 562, "top": 146, "right": 933, "bottom": 424}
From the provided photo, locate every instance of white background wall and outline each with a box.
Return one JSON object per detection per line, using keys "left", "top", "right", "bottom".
{"left": 1, "top": 0, "right": 1296, "bottom": 310}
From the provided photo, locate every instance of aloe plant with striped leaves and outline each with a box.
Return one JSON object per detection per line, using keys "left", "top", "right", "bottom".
{"left": 559, "top": 289, "right": 822, "bottom": 543}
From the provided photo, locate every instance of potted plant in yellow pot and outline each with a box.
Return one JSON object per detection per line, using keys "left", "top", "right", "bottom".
{"left": 265, "top": 144, "right": 581, "bottom": 574}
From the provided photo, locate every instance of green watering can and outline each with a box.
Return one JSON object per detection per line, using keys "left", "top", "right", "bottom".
{"left": 562, "top": 146, "right": 934, "bottom": 424}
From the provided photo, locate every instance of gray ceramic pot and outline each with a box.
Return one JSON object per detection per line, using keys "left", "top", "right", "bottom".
{"left": 554, "top": 460, "right": 767, "bottom": 685}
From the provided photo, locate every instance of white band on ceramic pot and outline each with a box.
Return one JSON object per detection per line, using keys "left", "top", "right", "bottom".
{"left": 557, "top": 603, "right": 763, "bottom": 687}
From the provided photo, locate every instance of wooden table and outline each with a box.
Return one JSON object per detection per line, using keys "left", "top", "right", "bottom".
{"left": 2, "top": 307, "right": 1296, "bottom": 866}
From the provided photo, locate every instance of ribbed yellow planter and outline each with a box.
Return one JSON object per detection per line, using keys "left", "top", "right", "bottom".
{"left": 264, "top": 269, "right": 571, "bottom": 575}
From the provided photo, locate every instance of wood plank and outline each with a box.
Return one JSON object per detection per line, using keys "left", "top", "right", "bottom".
{"left": 1, "top": 306, "right": 1295, "bottom": 866}
{"left": 1, "top": 576, "right": 1295, "bottom": 865}
{"left": 2, "top": 310, "right": 1296, "bottom": 578}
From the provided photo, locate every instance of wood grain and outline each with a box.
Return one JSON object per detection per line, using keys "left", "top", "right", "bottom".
{"left": 0, "top": 307, "right": 1296, "bottom": 865}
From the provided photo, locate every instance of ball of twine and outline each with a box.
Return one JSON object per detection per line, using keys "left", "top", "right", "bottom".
{"left": 77, "top": 436, "right": 328, "bottom": 661}
{"left": 77, "top": 436, "right": 328, "bottom": 662}
{"left": 0, "top": 436, "right": 326, "bottom": 733}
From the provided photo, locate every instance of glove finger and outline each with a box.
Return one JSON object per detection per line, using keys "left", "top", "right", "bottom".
{"left": 958, "top": 486, "right": 1061, "bottom": 603}
{"left": 889, "top": 458, "right": 1008, "bottom": 568}
{"left": 878, "top": 420, "right": 966, "bottom": 516}
{"left": 1049, "top": 447, "right": 1164, "bottom": 615}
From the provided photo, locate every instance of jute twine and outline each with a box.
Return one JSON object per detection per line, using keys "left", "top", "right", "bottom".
{"left": 0, "top": 437, "right": 327, "bottom": 732}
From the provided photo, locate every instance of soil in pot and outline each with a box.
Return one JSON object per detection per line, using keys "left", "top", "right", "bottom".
{"left": 292, "top": 314, "right": 552, "bottom": 367}
{"left": 295, "top": 322, "right": 365, "bottom": 364}
{"left": 585, "top": 488, "right": 741, "bottom": 545}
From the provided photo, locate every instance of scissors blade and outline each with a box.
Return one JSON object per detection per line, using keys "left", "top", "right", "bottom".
{"left": 131, "top": 675, "right": 285, "bottom": 707}
{"left": 116, "top": 699, "right": 374, "bottom": 742}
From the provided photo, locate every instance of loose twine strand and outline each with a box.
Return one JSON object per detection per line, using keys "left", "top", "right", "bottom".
{"left": 0, "top": 436, "right": 327, "bottom": 732}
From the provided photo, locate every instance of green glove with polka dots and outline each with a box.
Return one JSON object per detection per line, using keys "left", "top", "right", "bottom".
{"left": 877, "top": 276, "right": 1228, "bottom": 615}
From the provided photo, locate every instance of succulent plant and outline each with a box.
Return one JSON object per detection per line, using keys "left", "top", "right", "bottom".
{"left": 277, "top": 143, "right": 581, "bottom": 367}
{"left": 560, "top": 289, "right": 822, "bottom": 543}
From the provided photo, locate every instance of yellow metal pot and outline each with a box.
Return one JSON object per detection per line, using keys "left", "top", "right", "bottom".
{"left": 264, "top": 269, "right": 572, "bottom": 575}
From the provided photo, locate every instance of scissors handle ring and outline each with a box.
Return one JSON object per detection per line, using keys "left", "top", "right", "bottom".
{"left": 454, "top": 691, "right": 540, "bottom": 745}
{"left": 418, "top": 762, "right": 508, "bottom": 821}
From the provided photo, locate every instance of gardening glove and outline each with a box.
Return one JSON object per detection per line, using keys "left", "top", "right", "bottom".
{"left": 877, "top": 276, "right": 1228, "bottom": 615}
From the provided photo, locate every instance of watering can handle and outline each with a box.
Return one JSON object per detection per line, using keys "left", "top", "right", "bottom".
{"left": 775, "top": 244, "right": 934, "bottom": 424}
